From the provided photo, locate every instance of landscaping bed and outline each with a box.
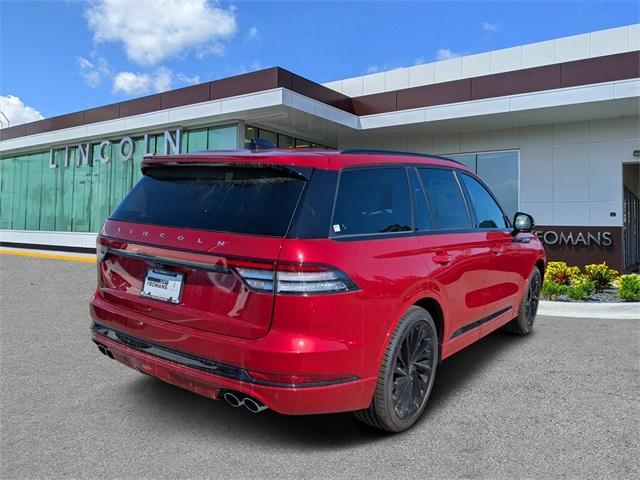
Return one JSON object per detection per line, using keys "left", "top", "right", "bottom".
{"left": 542, "top": 262, "right": 640, "bottom": 302}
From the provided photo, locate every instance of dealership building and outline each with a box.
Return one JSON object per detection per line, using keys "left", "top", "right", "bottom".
{"left": 1, "top": 24, "right": 639, "bottom": 271}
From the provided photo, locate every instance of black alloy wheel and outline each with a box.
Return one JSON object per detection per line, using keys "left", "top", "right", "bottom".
{"left": 503, "top": 267, "right": 542, "bottom": 335}
{"left": 391, "top": 322, "right": 435, "bottom": 420}
{"left": 353, "top": 306, "right": 438, "bottom": 432}
{"left": 525, "top": 269, "right": 541, "bottom": 326}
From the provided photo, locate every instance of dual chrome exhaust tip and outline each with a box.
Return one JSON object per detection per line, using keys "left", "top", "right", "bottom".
{"left": 94, "top": 342, "right": 268, "bottom": 414}
{"left": 222, "top": 391, "right": 268, "bottom": 413}
{"left": 96, "top": 343, "right": 114, "bottom": 359}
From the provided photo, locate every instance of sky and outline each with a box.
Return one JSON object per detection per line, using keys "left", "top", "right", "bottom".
{"left": 1, "top": 0, "right": 638, "bottom": 126}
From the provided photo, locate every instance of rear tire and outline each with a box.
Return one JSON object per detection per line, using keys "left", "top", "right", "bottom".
{"left": 503, "top": 267, "right": 542, "bottom": 335}
{"left": 354, "top": 306, "right": 438, "bottom": 432}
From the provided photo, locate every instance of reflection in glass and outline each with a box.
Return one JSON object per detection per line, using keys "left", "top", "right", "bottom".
{"left": 448, "top": 151, "right": 519, "bottom": 219}
{"left": 277, "top": 134, "right": 294, "bottom": 148}
{"left": 477, "top": 152, "right": 518, "bottom": 219}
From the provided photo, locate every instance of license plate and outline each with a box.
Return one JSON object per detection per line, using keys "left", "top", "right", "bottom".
{"left": 141, "top": 269, "right": 184, "bottom": 304}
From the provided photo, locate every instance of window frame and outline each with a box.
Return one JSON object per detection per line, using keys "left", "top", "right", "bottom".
{"left": 416, "top": 166, "right": 474, "bottom": 232}
{"left": 409, "top": 167, "right": 435, "bottom": 232}
{"left": 328, "top": 165, "right": 415, "bottom": 239}
{"left": 457, "top": 171, "right": 512, "bottom": 231}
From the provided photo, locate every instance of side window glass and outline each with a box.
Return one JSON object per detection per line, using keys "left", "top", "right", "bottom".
{"left": 332, "top": 168, "right": 412, "bottom": 236}
{"left": 418, "top": 168, "right": 470, "bottom": 230}
{"left": 460, "top": 173, "right": 508, "bottom": 229}
{"left": 409, "top": 168, "right": 432, "bottom": 231}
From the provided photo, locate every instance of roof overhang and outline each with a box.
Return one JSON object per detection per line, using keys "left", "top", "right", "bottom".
{"left": 1, "top": 51, "right": 638, "bottom": 156}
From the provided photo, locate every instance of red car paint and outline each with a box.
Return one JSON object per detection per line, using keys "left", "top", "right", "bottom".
{"left": 90, "top": 149, "right": 545, "bottom": 416}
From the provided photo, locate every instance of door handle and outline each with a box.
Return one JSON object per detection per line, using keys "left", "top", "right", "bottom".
{"left": 490, "top": 245, "right": 504, "bottom": 255}
{"left": 433, "top": 254, "right": 453, "bottom": 265}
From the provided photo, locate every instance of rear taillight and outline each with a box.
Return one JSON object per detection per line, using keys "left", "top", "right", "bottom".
{"left": 233, "top": 263, "right": 358, "bottom": 295}
{"left": 96, "top": 236, "right": 109, "bottom": 262}
{"left": 234, "top": 268, "right": 275, "bottom": 292}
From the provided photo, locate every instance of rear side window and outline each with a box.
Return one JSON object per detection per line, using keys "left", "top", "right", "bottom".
{"left": 332, "top": 168, "right": 411, "bottom": 236}
{"left": 459, "top": 173, "right": 509, "bottom": 229}
{"left": 418, "top": 168, "right": 470, "bottom": 230}
{"left": 110, "top": 165, "right": 306, "bottom": 237}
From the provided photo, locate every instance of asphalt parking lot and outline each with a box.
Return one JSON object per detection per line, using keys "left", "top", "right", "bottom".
{"left": 1, "top": 253, "right": 638, "bottom": 479}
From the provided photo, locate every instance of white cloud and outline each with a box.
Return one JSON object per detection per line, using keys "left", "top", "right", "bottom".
{"left": 77, "top": 55, "right": 111, "bottom": 88}
{"left": 367, "top": 66, "right": 379, "bottom": 74}
{"left": 196, "top": 43, "right": 226, "bottom": 59}
{"left": 234, "top": 60, "right": 263, "bottom": 75}
{"left": 0, "top": 95, "right": 44, "bottom": 127}
{"left": 86, "top": 0, "right": 237, "bottom": 66}
{"left": 248, "top": 26, "right": 259, "bottom": 40}
{"left": 112, "top": 68, "right": 199, "bottom": 95}
{"left": 482, "top": 21, "right": 498, "bottom": 32}
{"left": 176, "top": 73, "right": 201, "bottom": 85}
{"left": 113, "top": 71, "right": 153, "bottom": 95}
{"left": 436, "top": 49, "right": 461, "bottom": 60}
{"left": 152, "top": 67, "right": 173, "bottom": 92}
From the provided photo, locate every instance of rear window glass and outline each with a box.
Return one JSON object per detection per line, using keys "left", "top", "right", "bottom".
{"left": 331, "top": 168, "right": 411, "bottom": 236}
{"left": 110, "top": 165, "right": 306, "bottom": 236}
{"left": 418, "top": 168, "right": 470, "bottom": 230}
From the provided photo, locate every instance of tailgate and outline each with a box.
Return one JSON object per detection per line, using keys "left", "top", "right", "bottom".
{"left": 98, "top": 225, "right": 282, "bottom": 339}
{"left": 97, "top": 162, "right": 310, "bottom": 339}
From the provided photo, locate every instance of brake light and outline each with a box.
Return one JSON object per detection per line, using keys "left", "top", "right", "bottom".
{"left": 96, "top": 236, "right": 109, "bottom": 262}
{"left": 234, "top": 268, "right": 275, "bottom": 291}
{"left": 233, "top": 263, "right": 358, "bottom": 295}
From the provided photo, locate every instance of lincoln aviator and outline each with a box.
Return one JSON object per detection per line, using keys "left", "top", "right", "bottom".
{"left": 90, "top": 148, "right": 545, "bottom": 432}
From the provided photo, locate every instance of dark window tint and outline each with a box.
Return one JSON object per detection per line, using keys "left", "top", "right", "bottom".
{"left": 418, "top": 168, "right": 470, "bottom": 230}
{"left": 332, "top": 168, "right": 411, "bottom": 236}
{"left": 460, "top": 174, "right": 508, "bottom": 229}
{"left": 110, "top": 166, "right": 306, "bottom": 236}
{"left": 409, "top": 168, "right": 432, "bottom": 231}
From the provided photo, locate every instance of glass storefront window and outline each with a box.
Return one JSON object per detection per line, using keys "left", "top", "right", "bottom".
{"left": 277, "top": 134, "right": 294, "bottom": 149}
{"left": 447, "top": 151, "right": 519, "bottom": 219}
{"left": 259, "top": 129, "right": 278, "bottom": 146}
{"left": 244, "top": 125, "right": 330, "bottom": 150}
{"left": 0, "top": 123, "right": 238, "bottom": 233}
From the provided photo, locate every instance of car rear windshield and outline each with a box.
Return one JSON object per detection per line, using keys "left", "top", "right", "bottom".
{"left": 110, "top": 165, "right": 307, "bottom": 236}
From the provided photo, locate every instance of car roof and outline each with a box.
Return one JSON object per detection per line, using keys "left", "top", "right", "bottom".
{"left": 141, "top": 149, "right": 473, "bottom": 173}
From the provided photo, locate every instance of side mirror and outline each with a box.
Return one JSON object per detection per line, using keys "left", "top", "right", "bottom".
{"left": 512, "top": 212, "right": 534, "bottom": 235}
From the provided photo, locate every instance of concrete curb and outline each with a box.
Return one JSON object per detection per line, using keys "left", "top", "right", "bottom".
{"left": 538, "top": 300, "right": 640, "bottom": 319}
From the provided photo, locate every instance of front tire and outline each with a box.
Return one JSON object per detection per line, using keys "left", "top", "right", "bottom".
{"left": 354, "top": 306, "right": 438, "bottom": 432}
{"left": 503, "top": 267, "right": 541, "bottom": 335}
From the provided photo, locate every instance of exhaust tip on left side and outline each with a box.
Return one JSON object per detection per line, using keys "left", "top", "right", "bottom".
{"left": 96, "top": 344, "right": 114, "bottom": 359}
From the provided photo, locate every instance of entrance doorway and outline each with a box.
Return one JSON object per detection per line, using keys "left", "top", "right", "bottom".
{"left": 623, "top": 163, "right": 640, "bottom": 272}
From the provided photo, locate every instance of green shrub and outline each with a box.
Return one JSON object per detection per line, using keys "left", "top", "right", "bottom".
{"left": 567, "top": 275, "right": 596, "bottom": 301}
{"left": 584, "top": 262, "right": 619, "bottom": 292}
{"left": 617, "top": 274, "right": 640, "bottom": 302}
{"left": 542, "top": 280, "right": 570, "bottom": 299}
{"left": 545, "top": 261, "right": 580, "bottom": 285}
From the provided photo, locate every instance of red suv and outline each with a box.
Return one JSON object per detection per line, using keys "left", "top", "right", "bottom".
{"left": 90, "top": 149, "right": 545, "bottom": 432}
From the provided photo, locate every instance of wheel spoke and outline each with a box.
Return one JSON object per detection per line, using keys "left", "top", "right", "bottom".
{"left": 391, "top": 320, "right": 436, "bottom": 420}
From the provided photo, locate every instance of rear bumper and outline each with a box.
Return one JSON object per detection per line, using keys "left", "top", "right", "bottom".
{"left": 89, "top": 293, "right": 376, "bottom": 415}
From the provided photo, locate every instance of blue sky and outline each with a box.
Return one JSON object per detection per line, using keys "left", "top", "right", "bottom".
{"left": 1, "top": 0, "right": 638, "bottom": 125}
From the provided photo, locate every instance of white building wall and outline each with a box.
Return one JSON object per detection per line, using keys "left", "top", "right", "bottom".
{"left": 337, "top": 116, "right": 640, "bottom": 228}
{"left": 324, "top": 24, "right": 640, "bottom": 97}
